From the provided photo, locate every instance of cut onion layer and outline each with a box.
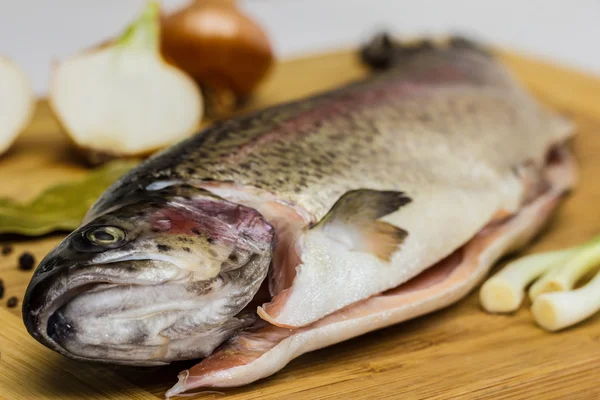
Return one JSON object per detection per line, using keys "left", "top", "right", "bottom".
{"left": 0, "top": 57, "right": 35, "bottom": 155}
{"left": 50, "top": 1, "right": 203, "bottom": 165}
{"left": 532, "top": 270, "right": 600, "bottom": 331}
{"left": 524, "top": 234, "right": 600, "bottom": 331}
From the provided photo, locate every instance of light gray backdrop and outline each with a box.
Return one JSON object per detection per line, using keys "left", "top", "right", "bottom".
{"left": 0, "top": 0, "right": 597, "bottom": 95}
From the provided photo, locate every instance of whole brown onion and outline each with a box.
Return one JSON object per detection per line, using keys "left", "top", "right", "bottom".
{"left": 161, "top": 0, "right": 274, "bottom": 100}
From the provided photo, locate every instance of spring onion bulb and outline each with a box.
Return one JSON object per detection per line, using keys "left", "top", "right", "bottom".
{"left": 532, "top": 271, "right": 600, "bottom": 331}
{"left": 481, "top": 234, "right": 600, "bottom": 332}
{"left": 480, "top": 248, "right": 578, "bottom": 313}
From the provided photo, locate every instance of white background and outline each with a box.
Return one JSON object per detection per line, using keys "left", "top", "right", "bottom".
{"left": 0, "top": 0, "right": 598, "bottom": 95}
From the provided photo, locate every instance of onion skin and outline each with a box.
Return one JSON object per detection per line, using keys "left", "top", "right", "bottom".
{"left": 160, "top": 0, "right": 274, "bottom": 99}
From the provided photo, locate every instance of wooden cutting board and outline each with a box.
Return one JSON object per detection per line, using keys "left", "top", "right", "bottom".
{"left": 1, "top": 48, "right": 600, "bottom": 400}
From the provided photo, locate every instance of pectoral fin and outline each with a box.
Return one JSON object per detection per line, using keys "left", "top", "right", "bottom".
{"left": 311, "top": 190, "right": 411, "bottom": 261}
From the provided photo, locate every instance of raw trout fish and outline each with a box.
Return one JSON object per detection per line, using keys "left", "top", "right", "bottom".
{"left": 23, "top": 35, "right": 577, "bottom": 397}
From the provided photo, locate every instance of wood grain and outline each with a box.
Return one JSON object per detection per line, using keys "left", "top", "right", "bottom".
{"left": 0, "top": 308, "right": 156, "bottom": 400}
{"left": 1, "top": 49, "right": 600, "bottom": 400}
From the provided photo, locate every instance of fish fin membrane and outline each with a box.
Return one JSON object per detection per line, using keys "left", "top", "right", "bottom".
{"left": 311, "top": 189, "right": 411, "bottom": 262}
{"left": 360, "top": 32, "right": 490, "bottom": 70}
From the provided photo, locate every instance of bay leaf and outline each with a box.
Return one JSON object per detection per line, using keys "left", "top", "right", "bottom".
{"left": 0, "top": 160, "right": 139, "bottom": 236}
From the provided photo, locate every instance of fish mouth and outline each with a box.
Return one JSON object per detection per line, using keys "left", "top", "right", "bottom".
{"left": 23, "top": 257, "right": 256, "bottom": 366}
{"left": 23, "top": 259, "right": 184, "bottom": 366}
{"left": 43, "top": 285, "right": 173, "bottom": 366}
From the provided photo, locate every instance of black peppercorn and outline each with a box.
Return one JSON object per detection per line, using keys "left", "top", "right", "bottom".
{"left": 6, "top": 296, "right": 18, "bottom": 308}
{"left": 18, "top": 252, "right": 35, "bottom": 271}
{"left": 0, "top": 279, "right": 4, "bottom": 299}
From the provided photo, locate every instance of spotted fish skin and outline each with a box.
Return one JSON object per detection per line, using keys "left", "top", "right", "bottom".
{"left": 23, "top": 35, "right": 575, "bottom": 367}
{"left": 90, "top": 37, "right": 568, "bottom": 223}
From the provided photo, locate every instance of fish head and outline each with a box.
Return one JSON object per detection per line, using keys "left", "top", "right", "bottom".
{"left": 22, "top": 185, "right": 274, "bottom": 365}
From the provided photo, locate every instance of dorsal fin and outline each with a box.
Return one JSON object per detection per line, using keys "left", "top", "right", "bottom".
{"left": 360, "top": 32, "right": 490, "bottom": 71}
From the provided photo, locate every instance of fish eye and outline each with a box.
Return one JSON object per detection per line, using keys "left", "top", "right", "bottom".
{"left": 84, "top": 226, "right": 127, "bottom": 246}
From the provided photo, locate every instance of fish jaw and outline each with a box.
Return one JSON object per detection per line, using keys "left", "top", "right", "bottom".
{"left": 22, "top": 186, "right": 275, "bottom": 365}
{"left": 43, "top": 274, "right": 257, "bottom": 364}
{"left": 22, "top": 253, "right": 267, "bottom": 365}
{"left": 22, "top": 248, "right": 187, "bottom": 365}
{"left": 166, "top": 154, "right": 574, "bottom": 395}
